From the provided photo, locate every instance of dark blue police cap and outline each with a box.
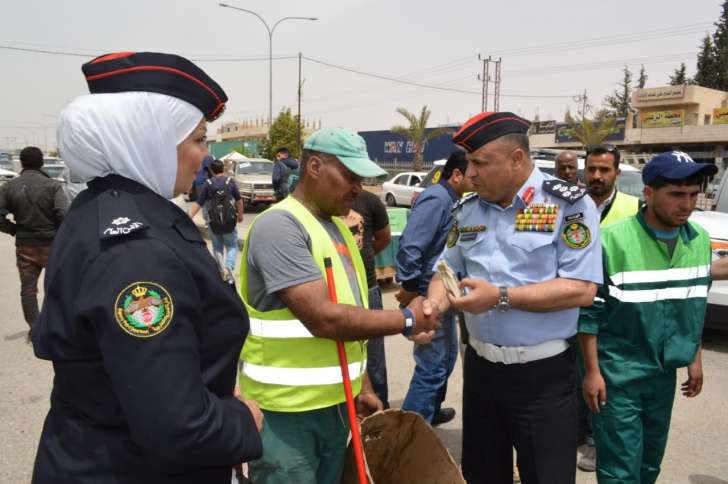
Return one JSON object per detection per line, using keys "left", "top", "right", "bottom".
{"left": 82, "top": 52, "right": 228, "bottom": 121}
{"left": 642, "top": 151, "right": 717, "bottom": 185}
{"left": 452, "top": 112, "right": 531, "bottom": 153}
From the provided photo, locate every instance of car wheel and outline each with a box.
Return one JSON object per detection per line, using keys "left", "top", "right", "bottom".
{"left": 385, "top": 193, "right": 397, "bottom": 207}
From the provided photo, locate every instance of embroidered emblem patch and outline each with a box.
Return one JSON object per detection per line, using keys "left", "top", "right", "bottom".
{"left": 114, "top": 282, "right": 174, "bottom": 337}
{"left": 562, "top": 222, "right": 591, "bottom": 249}
{"left": 446, "top": 224, "right": 459, "bottom": 248}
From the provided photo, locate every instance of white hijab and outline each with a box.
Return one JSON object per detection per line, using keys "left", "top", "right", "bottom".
{"left": 57, "top": 92, "right": 203, "bottom": 199}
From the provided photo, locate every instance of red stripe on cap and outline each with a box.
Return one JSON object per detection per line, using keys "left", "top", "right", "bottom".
{"left": 458, "top": 116, "right": 530, "bottom": 147}
{"left": 85, "top": 65, "right": 223, "bottom": 115}
{"left": 453, "top": 111, "right": 495, "bottom": 139}
{"left": 90, "top": 52, "right": 136, "bottom": 64}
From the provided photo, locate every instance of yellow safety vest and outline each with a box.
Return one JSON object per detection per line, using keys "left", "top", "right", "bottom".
{"left": 601, "top": 190, "right": 640, "bottom": 228}
{"left": 238, "top": 196, "right": 369, "bottom": 412}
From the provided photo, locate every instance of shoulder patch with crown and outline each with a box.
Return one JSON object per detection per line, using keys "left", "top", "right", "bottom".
{"left": 114, "top": 282, "right": 174, "bottom": 338}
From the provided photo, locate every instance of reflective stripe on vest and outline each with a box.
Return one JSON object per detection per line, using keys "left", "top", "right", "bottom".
{"left": 248, "top": 317, "right": 314, "bottom": 338}
{"left": 243, "top": 360, "right": 367, "bottom": 386}
{"left": 238, "top": 196, "right": 369, "bottom": 412}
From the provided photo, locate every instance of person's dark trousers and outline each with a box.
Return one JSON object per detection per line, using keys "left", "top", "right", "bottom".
{"left": 462, "top": 345, "right": 577, "bottom": 484}
{"left": 16, "top": 245, "right": 51, "bottom": 329}
{"left": 366, "top": 286, "right": 389, "bottom": 408}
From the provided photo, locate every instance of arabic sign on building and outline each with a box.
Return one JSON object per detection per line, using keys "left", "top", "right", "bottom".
{"left": 532, "top": 120, "right": 556, "bottom": 134}
{"left": 713, "top": 107, "right": 728, "bottom": 125}
{"left": 634, "top": 85, "right": 685, "bottom": 103}
{"left": 640, "top": 110, "right": 684, "bottom": 128}
{"left": 554, "top": 118, "right": 626, "bottom": 143}
{"left": 358, "top": 127, "right": 458, "bottom": 163}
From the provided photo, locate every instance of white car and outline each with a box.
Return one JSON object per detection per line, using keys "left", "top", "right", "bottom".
{"left": 0, "top": 167, "right": 18, "bottom": 185}
{"left": 534, "top": 158, "right": 645, "bottom": 199}
{"left": 691, "top": 173, "right": 728, "bottom": 328}
{"left": 381, "top": 171, "right": 427, "bottom": 207}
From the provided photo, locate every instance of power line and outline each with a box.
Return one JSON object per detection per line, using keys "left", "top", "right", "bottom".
{"left": 0, "top": 44, "right": 297, "bottom": 62}
{"left": 302, "top": 55, "right": 575, "bottom": 99}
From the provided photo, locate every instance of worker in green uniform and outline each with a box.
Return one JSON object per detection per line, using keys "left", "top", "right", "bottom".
{"left": 578, "top": 150, "right": 717, "bottom": 484}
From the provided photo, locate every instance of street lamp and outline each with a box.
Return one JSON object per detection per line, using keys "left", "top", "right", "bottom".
{"left": 219, "top": 3, "right": 317, "bottom": 127}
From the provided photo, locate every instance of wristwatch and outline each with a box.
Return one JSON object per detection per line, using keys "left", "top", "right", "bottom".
{"left": 496, "top": 287, "right": 510, "bottom": 312}
{"left": 401, "top": 307, "right": 416, "bottom": 336}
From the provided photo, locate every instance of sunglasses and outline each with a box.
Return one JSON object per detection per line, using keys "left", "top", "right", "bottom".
{"left": 586, "top": 143, "right": 619, "bottom": 156}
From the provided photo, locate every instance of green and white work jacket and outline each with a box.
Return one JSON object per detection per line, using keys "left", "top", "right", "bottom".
{"left": 579, "top": 211, "right": 711, "bottom": 387}
{"left": 238, "top": 197, "right": 368, "bottom": 412}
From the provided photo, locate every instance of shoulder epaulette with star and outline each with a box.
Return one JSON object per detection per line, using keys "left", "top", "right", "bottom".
{"left": 98, "top": 189, "right": 149, "bottom": 240}
{"left": 452, "top": 192, "right": 479, "bottom": 213}
{"left": 542, "top": 180, "right": 587, "bottom": 205}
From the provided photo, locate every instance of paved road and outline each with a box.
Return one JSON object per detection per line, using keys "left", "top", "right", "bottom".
{"left": 1, "top": 206, "right": 728, "bottom": 483}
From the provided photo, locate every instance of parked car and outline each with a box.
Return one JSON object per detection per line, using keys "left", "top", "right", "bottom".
{"left": 43, "top": 163, "right": 87, "bottom": 200}
{"left": 410, "top": 160, "right": 447, "bottom": 207}
{"left": 534, "top": 158, "right": 645, "bottom": 199}
{"left": 381, "top": 171, "right": 427, "bottom": 207}
{"left": 0, "top": 167, "right": 18, "bottom": 185}
{"left": 691, "top": 171, "right": 728, "bottom": 328}
{"left": 232, "top": 158, "right": 276, "bottom": 206}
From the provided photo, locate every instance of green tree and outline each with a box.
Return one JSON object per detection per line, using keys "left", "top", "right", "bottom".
{"left": 233, "top": 145, "right": 254, "bottom": 158}
{"left": 713, "top": 0, "right": 728, "bottom": 89}
{"left": 604, "top": 66, "right": 633, "bottom": 118}
{"left": 391, "top": 106, "right": 450, "bottom": 171}
{"left": 261, "top": 108, "right": 303, "bottom": 160}
{"left": 695, "top": 34, "right": 721, "bottom": 88}
{"left": 564, "top": 111, "right": 619, "bottom": 146}
{"left": 669, "top": 62, "right": 693, "bottom": 85}
{"left": 637, "top": 65, "right": 648, "bottom": 89}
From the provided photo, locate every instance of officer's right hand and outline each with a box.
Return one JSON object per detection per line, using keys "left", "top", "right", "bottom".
{"left": 239, "top": 398, "right": 264, "bottom": 432}
{"left": 582, "top": 371, "right": 607, "bottom": 414}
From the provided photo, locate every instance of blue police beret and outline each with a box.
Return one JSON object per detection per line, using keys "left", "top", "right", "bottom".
{"left": 82, "top": 52, "right": 228, "bottom": 121}
{"left": 452, "top": 112, "right": 531, "bottom": 153}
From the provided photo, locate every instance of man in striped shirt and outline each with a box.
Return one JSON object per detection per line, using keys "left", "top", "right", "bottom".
{"left": 578, "top": 151, "right": 717, "bottom": 484}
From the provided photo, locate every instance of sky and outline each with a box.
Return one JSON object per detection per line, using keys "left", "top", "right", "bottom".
{"left": 0, "top": 0, "right": 723, "bottom": 152}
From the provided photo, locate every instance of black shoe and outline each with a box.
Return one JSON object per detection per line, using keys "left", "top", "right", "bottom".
{"left": 431, "top": 407, "right": 456, "bottom": 426}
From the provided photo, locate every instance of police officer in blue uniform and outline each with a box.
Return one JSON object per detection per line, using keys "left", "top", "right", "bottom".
{"left": 31, "top": 52, "right": 262, "bottom": 483}
{"left": 424, "top": 112, "right": 603, "bottom": 483}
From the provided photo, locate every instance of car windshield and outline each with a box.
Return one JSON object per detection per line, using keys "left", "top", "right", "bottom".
{"left": 236, "top": 161, "right": 272, "bottom": 175}
{"left": 43, "top": 166, "right": 65, "bottom": 179}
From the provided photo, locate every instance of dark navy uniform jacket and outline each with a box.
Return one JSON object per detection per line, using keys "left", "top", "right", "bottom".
{"left": 31, "top": 175, "right": 261, "bottom": 484}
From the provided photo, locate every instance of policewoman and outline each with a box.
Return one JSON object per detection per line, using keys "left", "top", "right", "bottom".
{"left": 426, "top": 112, "right": 603, "bottom": 484}
{"left": 31, "top": 52, "right": 262, "bottom": 483}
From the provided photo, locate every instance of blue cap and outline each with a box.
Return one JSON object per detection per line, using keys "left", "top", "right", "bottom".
{"left": 642, "top": 151, "right": 717, "bottom": 185}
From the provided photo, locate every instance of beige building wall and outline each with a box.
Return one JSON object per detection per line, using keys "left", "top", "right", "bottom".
{"left": 632, "top": 85, "right": 728, "bottom": 127}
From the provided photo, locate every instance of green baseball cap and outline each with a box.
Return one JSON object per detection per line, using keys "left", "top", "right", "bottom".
{"left": 303, "top": 127, "right": 388, "bottom": 178}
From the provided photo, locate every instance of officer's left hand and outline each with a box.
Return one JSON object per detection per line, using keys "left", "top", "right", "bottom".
{"left": 355, "top": 390, "right": 383, "bottom": 422}
{"left": 682, "top": 359, "right": 703, "bottom": 397}
{"left": 447, "top": 278, "right": 499, "bottom": 314}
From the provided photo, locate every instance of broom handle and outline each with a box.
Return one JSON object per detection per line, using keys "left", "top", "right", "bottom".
{"left": 324, "top": 257, "right": 367, "bottom": 484}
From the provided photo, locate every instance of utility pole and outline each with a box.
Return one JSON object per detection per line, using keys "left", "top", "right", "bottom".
{"left": 477, "top": 55, "right": 502, "bottom": 112}
{"left": 296, "top": 52, "right": 303, "bottom": 158}
{"left": 573, "top": 89, "right": 588, "bottom": 118}
{"left": 494, "top": 57, "right": 502, "bottom": 111}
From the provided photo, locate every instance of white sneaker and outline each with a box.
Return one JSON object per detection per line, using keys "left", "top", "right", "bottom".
{"left": 577, "top": 445, "right": 596, "bottom": 472}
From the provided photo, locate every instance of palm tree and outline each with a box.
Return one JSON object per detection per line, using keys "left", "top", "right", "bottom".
{"left": 564, "top": 111, "right": 619, "bottom": 146}
{"left": 391, "top": 106, "right": 450, "bottom": 171}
